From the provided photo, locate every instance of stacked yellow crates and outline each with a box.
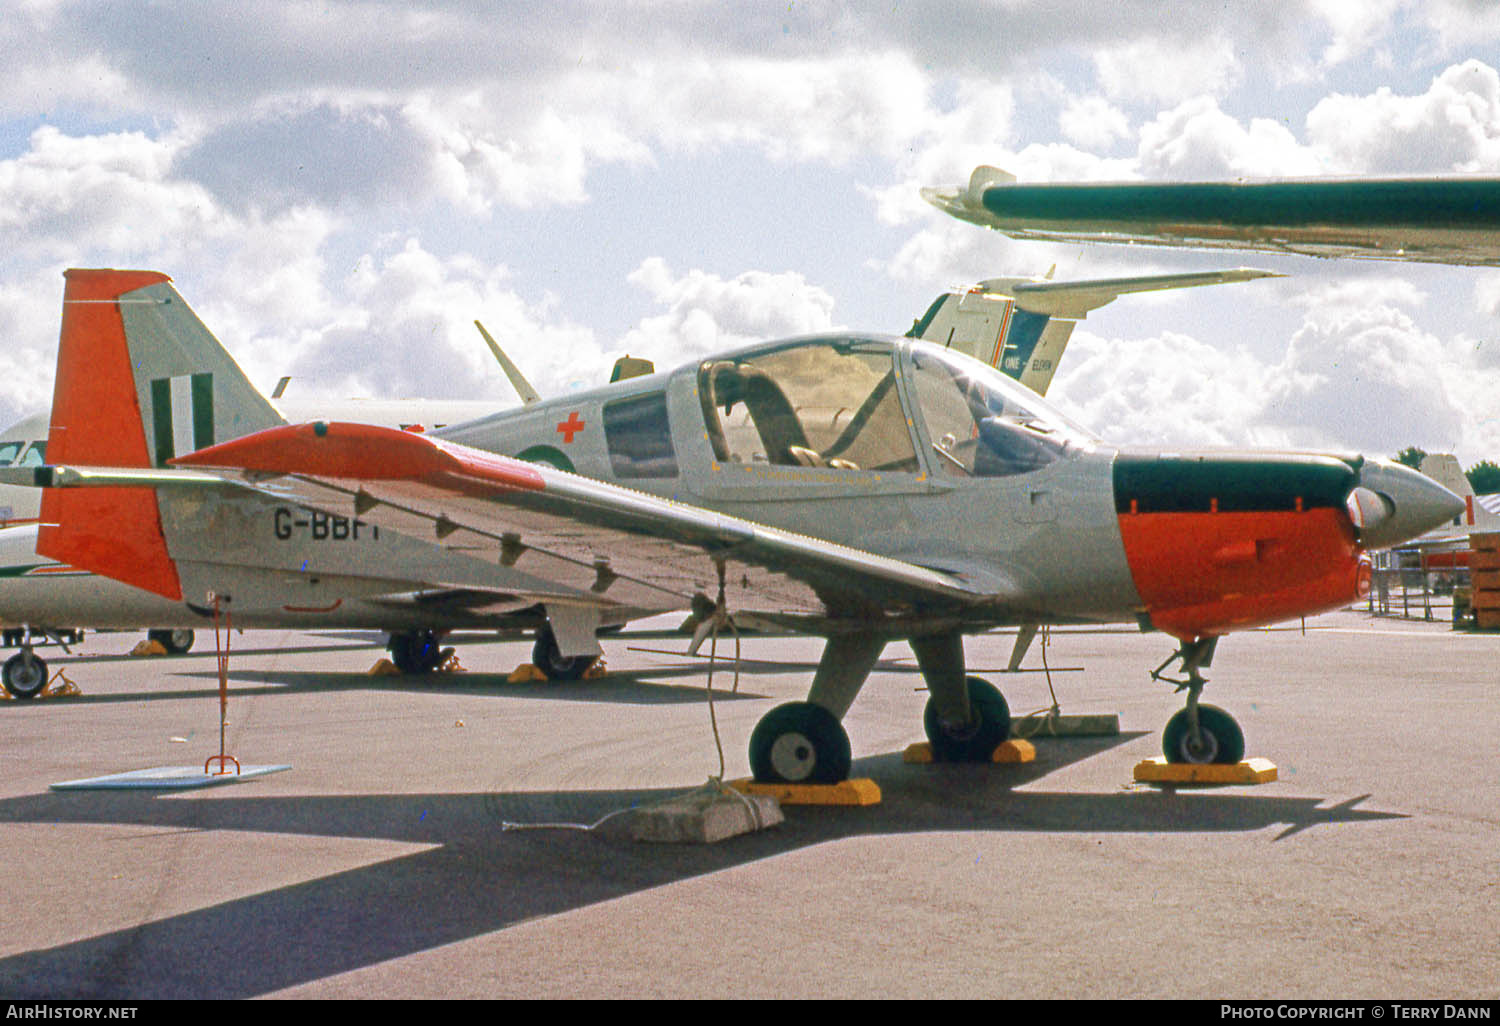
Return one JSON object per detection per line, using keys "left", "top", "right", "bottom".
{"left": 1473, "top": 532, "right": 1500, "bottom": 630}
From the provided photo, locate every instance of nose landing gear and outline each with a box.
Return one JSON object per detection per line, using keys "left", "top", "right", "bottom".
{"left": 1151, "top": 636, "right": 1246, "bottom": 765}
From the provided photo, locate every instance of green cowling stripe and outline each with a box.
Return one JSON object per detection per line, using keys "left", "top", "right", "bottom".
{"left": 982, "top": 179, "right": 1500, "bottom": 231}
{"left": 1113, "top": 454, "right": 1356, "bottom": 514}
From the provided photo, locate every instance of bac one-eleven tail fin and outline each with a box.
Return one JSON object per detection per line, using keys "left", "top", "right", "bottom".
{"left": 38, "top": 269, "right": 286, "bottom": 599}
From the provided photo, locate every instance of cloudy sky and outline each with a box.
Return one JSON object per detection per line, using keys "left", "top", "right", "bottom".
{"left": 2, "top": 1, "right": 1499, "bottom": 467}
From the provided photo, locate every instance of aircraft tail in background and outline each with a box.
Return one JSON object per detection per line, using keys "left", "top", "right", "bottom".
{"left": 907, "top": 268, "right": 1282, "bottom": 396}
{"left": 1418, "top": 453, "right": 1500, "bottom": 532}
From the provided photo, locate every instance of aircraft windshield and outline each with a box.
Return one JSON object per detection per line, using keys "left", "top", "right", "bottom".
{"left": 908, "top": 343, "right": 1093, "bottom": 478}
{"left": 699, "top": 340, "right": 919, "bottom": 472}
{"left": 0, "top": 441, "right": 43, "bottom": 466}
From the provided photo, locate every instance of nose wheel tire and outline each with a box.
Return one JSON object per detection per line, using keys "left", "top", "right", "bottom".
{"left": 923, "top": 676, "right": 1011, "bottom": 762}
{"left": 749, "top": 702, "right": 852, "bottom": 784}
{"left": 3, "top": 652, "right": 47, "bottom": 700}
{"left": 1162, "top": 704, "right": 1245, "bottom": 765}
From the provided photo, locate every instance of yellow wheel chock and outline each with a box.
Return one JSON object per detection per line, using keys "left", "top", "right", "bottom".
{"left": 728, "top": 777, "right": 882, "bottom": 806}
{"left": 902, "top": 739, "right": 1036, "bottom": 764}
{"left": 1133, "top": 757, "right": 1278, "bottom": 785}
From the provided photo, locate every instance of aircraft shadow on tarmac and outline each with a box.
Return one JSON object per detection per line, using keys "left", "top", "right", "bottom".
{"left": 4, "top": 651, "right": 933, "bottom": 707}
{"left": 193, "top": 665, "right": 775, "bottom": 705}
{"left": 0, "top": 731, "right": 1404, "bottom": 999}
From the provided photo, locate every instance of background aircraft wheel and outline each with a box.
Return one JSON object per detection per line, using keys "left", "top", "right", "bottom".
{"left": 1162, "top": 704, "right": 1245, "bottom": 765}
{"left": 388, "top": 630, "right": 445, "bottom": 674}
{"left": 530, "top": 626, "right": 597, "bottom": 681}
{"left": 923, "top": 676, "right": 1011, "bottom": 762}
{"left": 147, "top": 629, "right": 195, "bottom": 654}
{"left": 749, "top": 702, "right": 852, "bottom": 784}
{"left": 3, "top": 652, "right": 47, "bottom": 700}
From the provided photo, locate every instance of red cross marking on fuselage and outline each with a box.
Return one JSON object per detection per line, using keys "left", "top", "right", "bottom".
{"left": 557, "top": 411, "right": 586, "bottom": 443}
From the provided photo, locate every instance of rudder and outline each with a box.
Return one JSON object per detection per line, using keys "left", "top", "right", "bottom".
{"left": 39, "top": 269, "right": 286, "bottom": 599}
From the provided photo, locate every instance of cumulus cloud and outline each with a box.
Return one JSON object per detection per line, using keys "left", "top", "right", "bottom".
{"left": 1137, "top": 97, "right": 1325, "bottom": 178}
{"left": 1093, "top": 34, "right": 1242, "bottom": 106}
{"left": 1262, "top": 304, "right": 1466, "bottom": 454}
{"left": 1309, "top": 0, "right": 1406, "bottom": 67}
{"left": 175, "top": 102, "right": 439, "bottom": 214}
{"left": 279, "top": 239, "right": 601, "bottom": 402}
{"left": 1049, "top": 329, "right": 1272, "bottom": 449}
{"left": 1059, "top": 96, "right": 1131, "bottom": 151}
{"left": 618, "top": 257, "right": 838, "bottom": 367}
{"left": 0, "top": 125, "right": 219, "bottom": 263}
{"left": 1306, "top": 59, "right": 1500, "bottom": 172}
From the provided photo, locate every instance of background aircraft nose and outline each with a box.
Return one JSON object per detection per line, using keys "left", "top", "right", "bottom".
{"left": 1349, "top": 457, "right": 1466, "bottom": 551}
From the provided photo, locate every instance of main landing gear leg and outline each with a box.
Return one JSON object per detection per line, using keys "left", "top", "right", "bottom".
{"left": 911, "top": 632, "right": 1011, "bottom": 762}
{"left": 748, "top": 634, "right": 884, "bottom": 784}
{"left": 1152, "top": 636, "right": 1245, "bottom": 765}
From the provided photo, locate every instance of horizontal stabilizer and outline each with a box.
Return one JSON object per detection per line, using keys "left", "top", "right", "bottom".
{"left": 999, "top": 267, "right": 1283, "bottom": 318}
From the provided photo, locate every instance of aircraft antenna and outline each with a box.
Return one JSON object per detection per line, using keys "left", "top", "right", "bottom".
{"left": 474, "top": 321, "right": 541, "bottom": 405}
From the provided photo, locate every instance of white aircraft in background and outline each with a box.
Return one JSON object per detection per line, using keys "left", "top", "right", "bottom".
{"left": 1396, "top": 454, "right": 1500, "bottom": 569}
{"left": 0, "top": 413, "right": 50, "bottom": 527}
{"left": 0, "top": 266, "right": 1276, "bottom": 698}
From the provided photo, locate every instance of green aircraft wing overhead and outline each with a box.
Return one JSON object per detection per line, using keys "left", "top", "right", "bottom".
{"left": 923, "top": 167, "right": 1500, "bottom": 266}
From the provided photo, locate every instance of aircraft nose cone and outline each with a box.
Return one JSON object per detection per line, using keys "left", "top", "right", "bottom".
{"left": 1352, "top": 457, "right": 1466, "bottom": 550}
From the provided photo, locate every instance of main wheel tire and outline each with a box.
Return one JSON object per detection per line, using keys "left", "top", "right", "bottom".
{"left": 1162, "top": 704, "right": 1245, "bottom": 765}
{"left": 148, "top": 629, "right": 195, "bottom": 655}
{"left": 530, "top": 627, "right": 597, "bottom": 681}
{"left": 3, "top": 652, "right": 47, "bottom": 700}
{"left": 923, "top": 676, "right": 1011, "bottom": 762}
{"left": 749, "top": 701, "right": 852, "bottom": 784}
{"left": 388, "top": 630, "right": 445, "bottom": 674}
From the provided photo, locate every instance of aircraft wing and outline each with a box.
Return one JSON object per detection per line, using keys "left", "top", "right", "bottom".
{"left": 923, "top": 167, "right": 1500, "bottom": 266}
{"left": 157, "top": 422, "right": 1009, "bottom": 627}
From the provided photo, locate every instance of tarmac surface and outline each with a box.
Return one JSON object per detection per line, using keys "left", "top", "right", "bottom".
{"left": 0, "top": 608, "right": 1495, "bottom": 1000}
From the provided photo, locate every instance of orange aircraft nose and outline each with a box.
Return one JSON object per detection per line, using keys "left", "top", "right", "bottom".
{"left": 1112, "top": 451, "right": 1384, "bottom": 639}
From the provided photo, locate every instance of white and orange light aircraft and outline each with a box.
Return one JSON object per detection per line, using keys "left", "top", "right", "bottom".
{"left": 0, "top": 265, "right": 1275, "bottom": 689}
{"left": 1, "top": 268, "right": 1460, "bottom": 785}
